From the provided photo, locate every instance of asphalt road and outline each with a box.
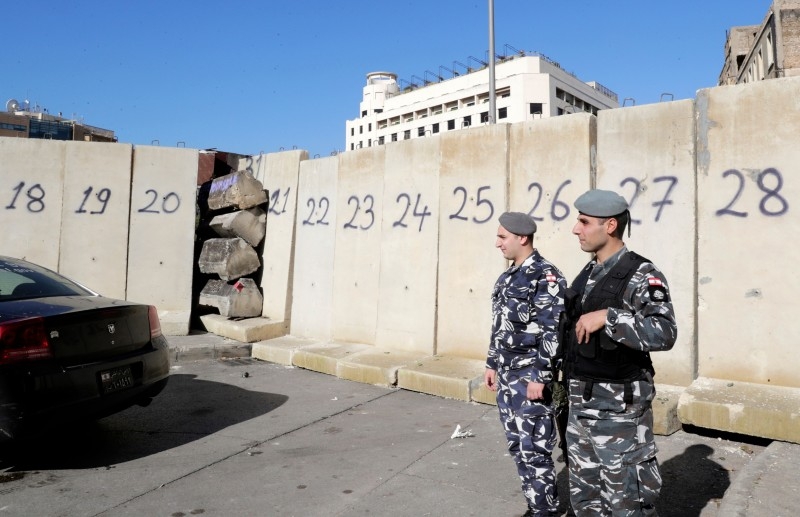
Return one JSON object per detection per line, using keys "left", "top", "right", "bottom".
{"left": 0, "top": 357, "right": 769, "bottom": 517}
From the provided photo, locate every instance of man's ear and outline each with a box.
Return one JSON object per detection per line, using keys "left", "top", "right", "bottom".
{"left": 605, "top": 217, "right": 618, "bottom": 236}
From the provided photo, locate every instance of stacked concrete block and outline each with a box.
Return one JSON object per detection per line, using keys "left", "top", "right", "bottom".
{"left": 198, "top": 237, "right": 261, "bottom": 280}
{"left": 197, "top": 169, "right": 267, "bottom": 318}
{"left": 199, "top": 278, "right": 262, "bottom": 318}
{"left": 209, "top": 207, "right": 266, "bottom": 247}
{"left": 207, "top": 170, "right": 267, "bottom": 210}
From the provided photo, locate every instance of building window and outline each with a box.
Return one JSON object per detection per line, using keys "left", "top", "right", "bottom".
{"left": 0, "top": 122, "right": 27, "bottom": 132}
{"left": 359, "top": 126, "right": 363, "bottom": 134}
{"left": 530, "top": 103, "right": 543, "bottom": 115}
{"left": 350, "top": 127, "right": 354, "bottom": 136}
{"left": 391, "top": 133, "right": 398, "bottom": 142}
{"left": 368, "top": 123, "right": 372, "bottom": 131}
{"left": 767, "top": 33, "right": 774, "bottom": 70}
{"left": 418, "top": 127, "right": 425, "bottom": 137}
{"left": 432, "top": 123, "right": 439, "bottom": 134}
{"left": 403, "top": 130, "right": 411, "bottom": 140}
{"left": 498, "top": 107, "right": 507, "bottom": 119}
{"left": 447, "top": 119, "right": 455, "bottom": 130}
{"left": 368, "top": 139, "right": 372, "bottom": 147}
{"left": 361, "top": 110, "right": 367, "bottom": 117}
{"left": 462, "top": 116, "right": 471, "bottom": 127}
{"left": 480, "top": 112, "right": 489, "bottom": 123}
{"left": 350, "top": 143, "right": 355, "bottom": 150}
{"left": 378, "top": 136, "right": 385, "bottom": 145}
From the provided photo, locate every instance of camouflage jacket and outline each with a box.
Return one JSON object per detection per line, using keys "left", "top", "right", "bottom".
{"left": 487, "top": 250, "right": 566, "bottom": 382}
{"left": 582, "top": 246, "right": 677, "bottom": 353}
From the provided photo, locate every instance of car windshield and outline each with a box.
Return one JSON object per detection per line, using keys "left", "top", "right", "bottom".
{"left": 0, "top": 257, "right": 94, "bottom": 301}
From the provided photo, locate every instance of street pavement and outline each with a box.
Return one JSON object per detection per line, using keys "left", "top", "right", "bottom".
{"left": 0, "top": 332, "right": 795, "bottom": 516}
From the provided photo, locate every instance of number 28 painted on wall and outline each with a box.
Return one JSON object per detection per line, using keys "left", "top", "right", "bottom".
{"left": 619, "top": 167, "right": 788, "bottom": 223}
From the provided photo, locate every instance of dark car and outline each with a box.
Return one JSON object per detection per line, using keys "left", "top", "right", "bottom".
{"left": 0, "top": 256, "right": 170, "bottom": 441}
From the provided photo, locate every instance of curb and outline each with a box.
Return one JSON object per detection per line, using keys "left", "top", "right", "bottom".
{"left": 716, "top": 440, "right": 794, "bottom": 517}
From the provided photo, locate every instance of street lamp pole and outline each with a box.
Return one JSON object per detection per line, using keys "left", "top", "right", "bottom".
{"left": 488, "top": 0, "right": 496, "bottom": 124}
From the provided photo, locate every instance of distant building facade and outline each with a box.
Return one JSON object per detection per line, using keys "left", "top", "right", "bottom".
{"left": 719, "top": 0, "right": 800, "bottom": 85}
{"left": 345, "top": 53, "right": 618, "bottom": 152}
{"left": 1, "top": 99, "right": 116, "bottom": 143}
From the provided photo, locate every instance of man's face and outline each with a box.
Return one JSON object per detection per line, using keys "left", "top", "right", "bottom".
{"left": 572, "top": 214, "right": 609, "bottom": 253}
{"left": 496, "top": 225, "right": 525, "bottom": 263}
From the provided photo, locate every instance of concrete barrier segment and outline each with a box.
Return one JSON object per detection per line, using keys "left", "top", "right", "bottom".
{"left": 251, "top": 335, "right": 322, "bottom": 365}
{"left": 292, "top": 342, "right": 373, "bottom": 377}
{"left": 678, "top": 376, "right": 800, "bottom": 443}
{"left": 199, "top": 314, "right": 288, "bottom": 343}
{"left": 397, "top": 355, "right": 486, "bottom": 402}
{"left": 336, "top": 348, "right": 428, "bottom": 387}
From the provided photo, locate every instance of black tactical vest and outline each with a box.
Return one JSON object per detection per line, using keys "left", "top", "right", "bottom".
{"left": 560, "top": 251, "right": 654, "bottom": 388}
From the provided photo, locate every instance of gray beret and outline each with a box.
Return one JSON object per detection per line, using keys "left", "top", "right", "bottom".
{"left": 574, "top": 189, "right": 628, "bottom": 217}
{"left": 498, "top": 211, "right": 537, "bottom": 236}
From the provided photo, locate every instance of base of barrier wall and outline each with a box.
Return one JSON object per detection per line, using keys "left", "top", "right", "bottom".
{"left": 397, "top": 356, "right": 485, "bottom": 402}
{"left": 248, "top": 334, "right": 683, "bottom": 435}
{"left": 199, "top": 314, "right": 289, "bottom": 343}
{"left": 678, "top": 377, "right": 800, "bottom": 444}
{"left": 251, "top": 335, "right": 319, "bottom": 365}
{"left": 653, "top": 384, "right": 684, "bottom": 436}
{"left": 160, "top": 310, "right": 191, "bottom": 336}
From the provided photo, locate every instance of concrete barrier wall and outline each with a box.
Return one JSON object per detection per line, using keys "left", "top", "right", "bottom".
{"left": 126, "top": 146, "right": 199, "bottom": 334}
{"left": 696, "top": 77, "right": 800, "bottom": 388}
{"left": 290, "top": 156, "right": 339, "bottom": 340}
{"left": 377, "top": 138, "right": 440, "bottom": 353}
{"left": 248, "top": 150, "right": 307, "bottom": 322}
{"left": 0, "top": 139, "right": 66, "bottom": 271}
{"left": 3, "top": 78, "right": 799, "bottom": 414}
{"left": 331, "top": 147, "right": 386, "bottom": 344}
{"left": 60, "top": 141, "right": 132, "bottom": 299}
{"left": 436, "top": 125, "right": 509, "bottom": 359}
{"left": 596, "top": 100, "right": 697, "bottom": 387}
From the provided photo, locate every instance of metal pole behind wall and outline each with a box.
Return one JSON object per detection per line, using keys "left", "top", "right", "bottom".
{"left": 488, "top": 0, "right": 496, "bottom": 124}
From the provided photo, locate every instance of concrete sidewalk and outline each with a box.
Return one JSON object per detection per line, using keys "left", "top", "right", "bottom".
{"left": 167, "top": 332, "right": 799, "bottom": 516}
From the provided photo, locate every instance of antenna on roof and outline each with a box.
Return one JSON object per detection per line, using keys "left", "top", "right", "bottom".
{"left": 6, "top": 99, "right": 19, "bottom": 112}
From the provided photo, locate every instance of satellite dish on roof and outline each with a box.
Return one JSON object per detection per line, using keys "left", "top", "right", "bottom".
{"left": 6, "top": 98, "right": 20, "bottom": 112}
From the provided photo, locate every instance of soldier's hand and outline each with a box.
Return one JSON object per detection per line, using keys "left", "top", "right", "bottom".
{"left": 484, "top": 368, "right": 498, "bottom": 392}
{"left": 527, "top": 381, "right": 545, "bottom": 400}
{"left": 575, "top": 309, "right": 608, "bottom": 344}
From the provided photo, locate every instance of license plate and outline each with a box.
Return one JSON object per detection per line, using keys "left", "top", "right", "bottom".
{"left": 100, "top": 365, "right": 134, "bottom": 394}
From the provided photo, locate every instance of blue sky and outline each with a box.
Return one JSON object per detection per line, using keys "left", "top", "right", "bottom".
{"left": 3, "top": 1, "right": 771, "bottom": 157}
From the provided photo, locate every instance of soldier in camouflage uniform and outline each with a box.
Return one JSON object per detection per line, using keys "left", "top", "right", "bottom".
{"left": 560, "top": 190, "right": 677, "bottom": 516}
{"left": 484, "top": 212, "right": 567, "bottom": 517}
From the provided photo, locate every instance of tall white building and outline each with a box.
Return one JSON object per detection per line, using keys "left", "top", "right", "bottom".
{"left": 345, "top": 53, "right": 619, "bottom": 151}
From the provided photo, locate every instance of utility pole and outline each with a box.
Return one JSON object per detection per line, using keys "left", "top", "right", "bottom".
{"left": 488, "top": 0, "right": 496, "bottom": 124}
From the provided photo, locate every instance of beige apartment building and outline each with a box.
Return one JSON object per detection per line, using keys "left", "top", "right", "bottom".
{"left": 345, "top": 53, "right": 619, "bottom": 152}
{"left": 719, "top": 0, "right": 800, "bottom": 85}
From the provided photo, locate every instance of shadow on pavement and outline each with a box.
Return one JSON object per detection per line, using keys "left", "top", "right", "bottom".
{"left": 657, "top": 443, "right": 728, "bottom": 517}
{"left": 0, "top": 372, "right": 288, "bottom": 471}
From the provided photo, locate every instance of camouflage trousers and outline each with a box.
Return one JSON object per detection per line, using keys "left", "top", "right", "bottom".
{"left": 566, "top": 376, "right": 661, "bottom": 516}
{"left": 496, "top": 367, "right": 558, "bottom": 517}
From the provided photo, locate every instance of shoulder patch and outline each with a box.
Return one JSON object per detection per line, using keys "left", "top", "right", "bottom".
{"left": 647, "top": 276, "right": 669, "bottom": 302}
